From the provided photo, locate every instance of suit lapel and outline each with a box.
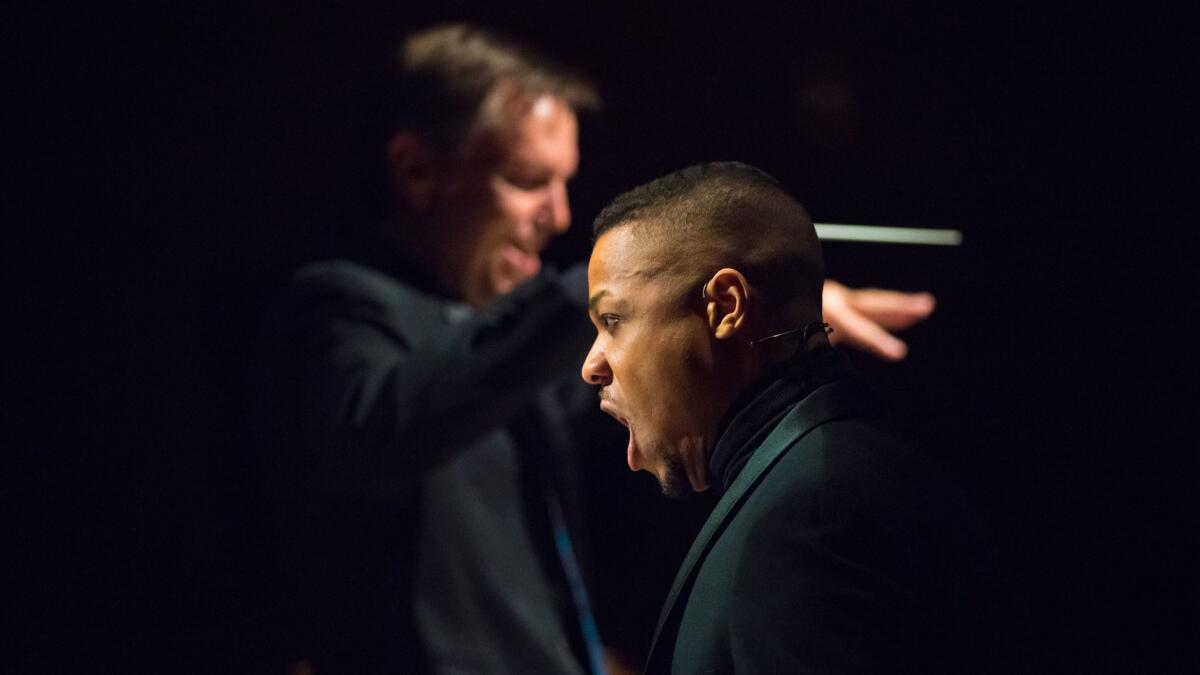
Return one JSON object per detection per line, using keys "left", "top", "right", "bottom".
{"left": 643, "top": 376, "right": 880, "bottom": 673}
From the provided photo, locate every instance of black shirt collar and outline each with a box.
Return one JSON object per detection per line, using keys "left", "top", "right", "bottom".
{"left": 707, "top": 348, "right": 855, "bottom": 492}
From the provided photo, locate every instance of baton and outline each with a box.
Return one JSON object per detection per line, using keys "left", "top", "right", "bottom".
{"left": 814, "top": 223, "right": 963, "bottom": 246}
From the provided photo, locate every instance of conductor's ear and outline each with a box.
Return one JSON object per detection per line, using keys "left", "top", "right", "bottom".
{"left": 386, "top": 132, "right": 440, "bottom": 211}
{"left": 702, "top": 268, "right": 751, "bottom": 340}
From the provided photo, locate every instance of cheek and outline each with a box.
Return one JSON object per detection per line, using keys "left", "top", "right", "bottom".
{"left": 473, "top": 196, "right": 526, "bottom": 257}
{"left": 630, "top": 326, "right": 710, "bottom": 431}
{"left": 493, "top": 183, "right": 543, "bottom": 223}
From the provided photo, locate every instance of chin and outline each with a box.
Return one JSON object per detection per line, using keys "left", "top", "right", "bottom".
{"left": 488, "top": 277, "right": 517, "bottom": 300}
{"left": 475, "top": 274, "right": 519, "bottom": 306}
{"left": 657, "top": 455, "right": 693, "bottom": 500}
{"left": 488, "top": 268, "right": 534, "bottom": 300}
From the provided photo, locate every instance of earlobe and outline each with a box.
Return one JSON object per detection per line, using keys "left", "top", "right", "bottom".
{"left": 703, "top": 268, "right": 750, "bottom": 340}
{"left": 386, "top": 132, "right": 439, "bottom": 210}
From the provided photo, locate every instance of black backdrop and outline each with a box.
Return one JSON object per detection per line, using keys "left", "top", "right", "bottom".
{"left": 10, "top": 2, "right": 1193, "bottom": 673}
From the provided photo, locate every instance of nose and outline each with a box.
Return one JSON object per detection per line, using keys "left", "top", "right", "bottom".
{"left": 538, "top": 181, "right": 571, "bottom": 235}
{"left": 581, "top": 340, "right": 612, "bottom": 386}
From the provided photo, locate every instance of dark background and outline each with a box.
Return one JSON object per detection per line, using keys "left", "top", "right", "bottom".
{"left": 10, "top": 2, "right": 1193, "bottom": 673}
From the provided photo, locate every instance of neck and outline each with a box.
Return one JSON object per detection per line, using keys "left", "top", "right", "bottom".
{"left": 712, "top": 326, "right": 830, "bottom": 442}
{"left": 706, "top": 344, "right": 844, "bottom": 491}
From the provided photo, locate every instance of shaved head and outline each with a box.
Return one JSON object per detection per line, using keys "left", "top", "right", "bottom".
{"left": 592, "top": 162, "right": 824, "bottom": 332}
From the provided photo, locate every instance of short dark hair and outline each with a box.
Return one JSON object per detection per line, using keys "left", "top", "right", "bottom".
{"left": 593, "top": 162, "right": 824, "bottom": 324}
{"left": 390, "top": 23, "right": 600, "bottom": 152}
{"left": 355, "top": 23, "right": 599, "bottom": 218}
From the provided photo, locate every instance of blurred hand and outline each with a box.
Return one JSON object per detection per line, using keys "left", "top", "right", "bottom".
{"left": 822, "top": 279, "right": 936, "bottom": 361}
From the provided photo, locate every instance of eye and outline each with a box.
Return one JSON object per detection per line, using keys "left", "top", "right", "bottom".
{"left": 600, "top": 314, "right": 621, "bottom": 330}
{"left": 503, "top": 172, "right": 550, "bottom": 191}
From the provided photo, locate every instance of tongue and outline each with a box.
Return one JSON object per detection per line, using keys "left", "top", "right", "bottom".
{"left": 626, "top": 428, "right": 639, "bottom": 471}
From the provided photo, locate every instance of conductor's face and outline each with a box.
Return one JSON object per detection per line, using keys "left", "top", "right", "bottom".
{"left": 445, "top": 95, "right": 578, "bottom": 306}
{"left": 581, "top": 227, "right": 714, "bottom": 497}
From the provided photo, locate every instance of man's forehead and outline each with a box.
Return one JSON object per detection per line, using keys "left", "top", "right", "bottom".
{"left": 482, "top": 94, "right": 577, "bottom": 158}
{"left": 590, "top": 226, "right": 639, "bottom": 273}
{"left": 589, "top": 225, "right": 671, "bottom": 285}
{"left": 590, "top": 223, "right": 707, "bottom": 310}
{"left": 529, "top": 95, "right": 566, "bottom": 122}
{"left": 588, "top": 231, "right": 643, "bottom": 314}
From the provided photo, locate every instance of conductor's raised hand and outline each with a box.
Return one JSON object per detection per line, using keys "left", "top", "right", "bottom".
{"left": 822, "top": 279, "right": 935, "bottom": 361}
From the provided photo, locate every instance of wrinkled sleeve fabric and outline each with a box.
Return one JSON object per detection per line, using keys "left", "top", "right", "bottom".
{"left": 268, "top": 261, "right": 594, "bottom": 481}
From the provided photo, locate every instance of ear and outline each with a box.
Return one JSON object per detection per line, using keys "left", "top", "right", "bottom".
{"left": 702, "top": 268, "right": 751, "bottom": 340}
{"left": 386, "top": 131, "right": 441, "bottom": 211}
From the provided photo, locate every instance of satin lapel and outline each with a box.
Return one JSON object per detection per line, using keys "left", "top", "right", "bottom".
{"left": 643, "top": 376, "right": 880, "bottom": 673}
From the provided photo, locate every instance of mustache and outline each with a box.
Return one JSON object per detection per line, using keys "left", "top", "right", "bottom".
{"left": 597, "top": 388, "right": 613, "bottom": 404}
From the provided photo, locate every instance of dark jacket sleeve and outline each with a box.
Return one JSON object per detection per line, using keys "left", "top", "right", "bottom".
{"left": 268, "top": 261, "right": 594, "bottom": 480}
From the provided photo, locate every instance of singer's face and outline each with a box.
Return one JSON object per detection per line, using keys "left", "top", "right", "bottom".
{"left": 581, "top": 226, "right": 717, "bottom": 498}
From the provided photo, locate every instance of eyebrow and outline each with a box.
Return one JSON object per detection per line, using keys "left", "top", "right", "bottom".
{"left": 587, "top": 289, "right": 610, "bottom": 313}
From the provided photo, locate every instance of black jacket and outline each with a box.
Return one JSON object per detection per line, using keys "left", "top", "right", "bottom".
{"left": 645, "top": 350, "right": 1031, "bottom": 674}
{"left": 256, "top": 234, "right": 595, "bottom": 673}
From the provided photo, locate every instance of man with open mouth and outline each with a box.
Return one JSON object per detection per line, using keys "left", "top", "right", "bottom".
{"left": 582, "top": 162, "right": 1030, "bottom": 674}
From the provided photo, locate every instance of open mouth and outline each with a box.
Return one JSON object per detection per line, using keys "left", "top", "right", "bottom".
{"left": 500, "top": 243, "right": 541, "bottom": 279}
{"left": 600, "top": 401, "right": 639, "bottom": 471}
{"left": 599, "top": 401, "right": 628, "bottom": 428}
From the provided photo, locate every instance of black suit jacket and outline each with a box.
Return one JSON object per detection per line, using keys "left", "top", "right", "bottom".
{"left": 256, "top": 238, "right": 595, "bottom": 673}
{"left": 645, "top": 366, "right": 1030, "bottom": 674}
